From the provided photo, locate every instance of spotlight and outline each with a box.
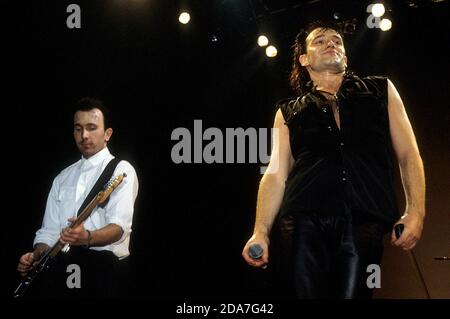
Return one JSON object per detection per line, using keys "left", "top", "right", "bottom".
{"left": 379, "top": 18, "right": 392, "bottom": 31}
{"left": 178, "top": 12, "right": 190, "bottom": 24}
{"left": 257, "top": 35, "right": 269, "bottom": 47}
{"left": 343, "top": 19, "right": 357, "bottom": 34}
{"left": 265, "top": 45, "right": 277, "bottom": 58}
{"left": 371, "top": 3, "right": 385, "bottom": 17}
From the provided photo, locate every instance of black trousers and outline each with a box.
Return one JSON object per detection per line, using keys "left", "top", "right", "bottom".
{"left": 272, "top": 207, "right": 386, "bottom": 299}
{"left": 28, "top": 247, "right": 130, "bottom": 299}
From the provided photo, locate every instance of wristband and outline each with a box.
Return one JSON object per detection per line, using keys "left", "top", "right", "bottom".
{"left": 86, "top": 229, "right": 92, "bottom": 248}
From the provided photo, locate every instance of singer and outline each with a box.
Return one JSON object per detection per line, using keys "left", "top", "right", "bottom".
{"left": 242, "top": 21, "right": 425, "bottom": 299}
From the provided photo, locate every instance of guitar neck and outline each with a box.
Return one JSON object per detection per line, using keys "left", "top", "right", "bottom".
{"left": 47, "top": 240, "right": 66, "bottom": 258}
{"left": 69, "top": 195, "right": 101, "bottom": 229}
{"left": 40, "top": 195, "right": 100, "bottom": 259}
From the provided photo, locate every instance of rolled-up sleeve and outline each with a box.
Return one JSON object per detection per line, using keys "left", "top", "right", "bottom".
{"left": 33, "top": 179, "right": 61, "bottom": 247}
{"left": 104, "top": 160, "right": 139, "bottom": 244}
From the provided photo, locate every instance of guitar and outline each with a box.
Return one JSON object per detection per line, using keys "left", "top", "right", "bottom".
{"left": 13, "top": 173, "right": 127, "bottom": 299}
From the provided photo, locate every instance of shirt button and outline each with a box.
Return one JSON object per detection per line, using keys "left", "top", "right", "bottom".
{"left": 342, "top": 177, "right": 347, "bottom": 181}
{"left": 340, "top": 142, "right": 345, "bottom": 146}
{"left": 328, "top": 126, "right": 332, "bottom": 131}
{"left": 342, "top": 170, "right": 346, "bottom": 174}
{"left": 322, "top": 108, "right": 327, "bottom": 113}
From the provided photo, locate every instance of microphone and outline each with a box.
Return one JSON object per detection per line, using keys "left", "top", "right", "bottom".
{"left": 248, "top": 243, "right": 263, "bottom": 260}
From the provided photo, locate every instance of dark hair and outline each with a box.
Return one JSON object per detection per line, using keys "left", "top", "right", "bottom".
{"left": 289, "top": 21, "right": 345, "bottom": 96}
{"left": 74, "top": 97, "right": 112, "bottom": 129}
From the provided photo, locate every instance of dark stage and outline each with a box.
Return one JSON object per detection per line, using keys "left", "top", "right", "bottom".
{"left": 3, "top": 0, "right": 449, "bottom": 305}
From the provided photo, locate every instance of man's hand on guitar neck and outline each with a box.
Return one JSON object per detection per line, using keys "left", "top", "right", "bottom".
{"left": 17, "top": 243, "right": 49, "bottom": 276}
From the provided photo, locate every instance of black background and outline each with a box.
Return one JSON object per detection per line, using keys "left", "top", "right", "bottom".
{"left": 3, "top": 0, "right": 449, "bottom": 302}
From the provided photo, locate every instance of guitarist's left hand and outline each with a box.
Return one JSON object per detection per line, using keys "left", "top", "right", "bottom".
{"left": 60, "top": 217, "right": 89, "bottom": 246}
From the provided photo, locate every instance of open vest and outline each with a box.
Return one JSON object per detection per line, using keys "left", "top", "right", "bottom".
{"left": 278, "top": 72, "right": 400, "bottom": 229}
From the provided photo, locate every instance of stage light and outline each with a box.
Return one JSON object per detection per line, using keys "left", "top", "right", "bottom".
{"left": 265, "top": 45, "right": 277, "bottom": 57}
{"left": 343, "top": 19, "right": 357, "bottom": 34}
{"left": 257, "top": 35, "right": 269, "bottom": 47}
{"left": 179, "top": 12, "right": 190, "bottom": 24}
{"left": 371, "top": 3, "right": 385, "bottom": 17}
{"left": 407, "top": 1, "right": 419, "bottom": 8}
{"left": 379, "top": 18, "right": 392, "bottom": 31}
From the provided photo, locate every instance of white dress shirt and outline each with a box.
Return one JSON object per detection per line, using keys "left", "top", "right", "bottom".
{"left": 34, "top": 147, "right": 139, "bottom": 259}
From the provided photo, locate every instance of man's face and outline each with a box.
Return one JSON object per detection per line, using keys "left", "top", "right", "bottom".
{"left": 300, "top": 28, "right": 347, "bottom": 73}
{"left": 73, "top": 108, "right": 112, "bottom": 159}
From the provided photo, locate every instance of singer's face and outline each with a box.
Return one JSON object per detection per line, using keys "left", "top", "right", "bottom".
{"left": 300, "top": 28, "right": 347, "bottom": 73}
{"left": 73, "top": 108, "right": 112, "bottom": 158}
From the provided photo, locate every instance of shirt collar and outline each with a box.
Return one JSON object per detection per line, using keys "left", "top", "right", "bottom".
{"left": 305, "top": 69, "right": 357, "bottom": 94}
{"left": 80, "top": 147, "right": 110, "bottom": 170}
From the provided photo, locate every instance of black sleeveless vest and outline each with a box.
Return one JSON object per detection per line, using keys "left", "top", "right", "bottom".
{"left": 278, "top": 72, "right": 400, "bottom": 229}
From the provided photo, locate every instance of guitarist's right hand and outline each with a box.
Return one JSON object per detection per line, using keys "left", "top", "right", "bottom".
{"left": 17, "top": 252, "right": 36, "bottom": 277}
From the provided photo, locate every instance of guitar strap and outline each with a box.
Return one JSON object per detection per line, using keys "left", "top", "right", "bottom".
{"left": 77, "top": 157, "right": 121, "bottom": 216}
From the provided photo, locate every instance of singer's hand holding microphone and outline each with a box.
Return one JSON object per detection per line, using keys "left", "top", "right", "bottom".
{"left": 242, "top": 235, "right": 269, "bottom": 269}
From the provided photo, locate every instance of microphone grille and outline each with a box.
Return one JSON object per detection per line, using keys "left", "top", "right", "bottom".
{"left": 248, "top": 244, "right": 263, "bottom": 259}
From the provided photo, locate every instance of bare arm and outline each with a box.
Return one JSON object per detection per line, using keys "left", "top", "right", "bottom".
{"left": 33, "top": 243, "right": 50, "bottom": 259}
{"left": 242, "top": 109, "right": 294, "bottom": 267}
{"left": 387, "top": 79, "right": 425, "bottom": 250}
{"left": 87, "top": 224, "right": 123, "bottom": 246}
{"left": 60, "top": 220, "right": 123, "bottom": 247}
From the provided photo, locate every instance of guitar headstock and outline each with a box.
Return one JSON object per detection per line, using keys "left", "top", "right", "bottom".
{"left": 98, "top": 173, "right": 127, "bottom": 203}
